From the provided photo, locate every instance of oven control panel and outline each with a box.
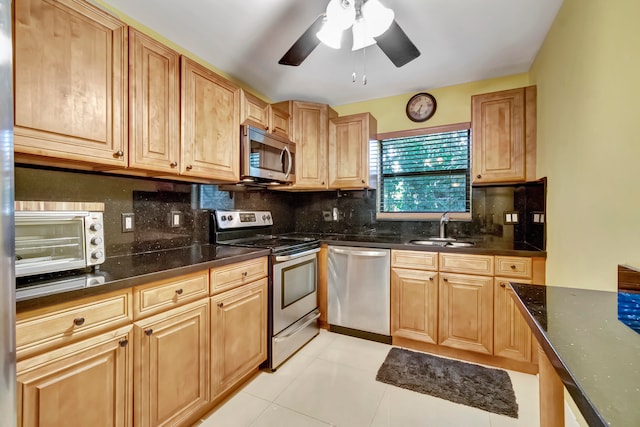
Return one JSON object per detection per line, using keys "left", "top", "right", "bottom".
{"left": 214, "top": 210, "right": 273, "bottom": 229}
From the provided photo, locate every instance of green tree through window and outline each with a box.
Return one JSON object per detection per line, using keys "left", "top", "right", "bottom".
{"left": 373, "top": 125, "right": 471, "bottom": 215}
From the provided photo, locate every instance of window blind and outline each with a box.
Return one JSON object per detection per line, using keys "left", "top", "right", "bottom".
{"left": 375, "top": 128, "right": 471, "bottom": 214}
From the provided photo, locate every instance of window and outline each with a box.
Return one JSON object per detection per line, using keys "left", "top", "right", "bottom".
{"left": 372, "top": 123, "right": 471, "bottom": 220}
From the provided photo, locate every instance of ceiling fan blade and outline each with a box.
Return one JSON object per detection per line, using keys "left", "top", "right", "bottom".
{"left": 279, "top": 15, "right": 325, "bottom": 66}
{"left": 374, "top": 20, "right": 421, "bottom": 67}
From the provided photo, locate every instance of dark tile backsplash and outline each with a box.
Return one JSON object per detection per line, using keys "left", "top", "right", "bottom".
{"left": 15, "top": 165, "right": 546, "bottom": 258}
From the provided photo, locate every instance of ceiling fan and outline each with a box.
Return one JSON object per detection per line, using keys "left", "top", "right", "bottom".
{"left": 279, "top": 0, "right": 420, "bottom": 68}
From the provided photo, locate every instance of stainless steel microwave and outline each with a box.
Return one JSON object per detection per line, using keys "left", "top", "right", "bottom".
{"left": 15, "top": 209, "right": 106, "bottom": 277}
{"left": 241, "top": 124, "right": 296, "bottom": 184}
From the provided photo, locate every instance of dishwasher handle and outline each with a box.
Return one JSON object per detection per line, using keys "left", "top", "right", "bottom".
{"left": 329, "top": 247, "right": 388, "bottom": 257}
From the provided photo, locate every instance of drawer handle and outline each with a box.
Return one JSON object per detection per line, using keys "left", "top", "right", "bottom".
{"left": 119, "top": 339, "right": 129, "bottom": 348}
{"left": 145, "top": 329, "right": 153, "bottom": 336}
{"left": 175, "top": 288, "right": 183, "bottom": 295}
{"left": 443, "top": 278, "right": 448, "bottom": 282}
{"left": 73, "top": 317, "right": 85, "bottom": 326}
{"left": 242, "top": 271, "right": 248, "bottom": 277}
{"left": 217, "top": 302, "right": 224, "bottom": 308}
{"left": 510, "top": 264, "right": 517, "bottom": 269}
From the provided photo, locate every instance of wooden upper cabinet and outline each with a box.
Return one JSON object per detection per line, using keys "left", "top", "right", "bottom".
{"left": 13, "top": 0, "right": 128, "bottom": 167}
{"left": 181, "top": 57, "right": 240, "bottom": 181}
{"left": 128, "top": 29, "right": 180, "bottom": 174}
{"left": 471, "top": 86, "right": 536, "bottom": 184}
{"left": 272, "top": 101, "right": 337, "bottom": 189}
{"left": 329, "top": 112, "right": 377, "bottom": 189}
{"left": 240, "top": 90, "right": 291, "bottom": 139}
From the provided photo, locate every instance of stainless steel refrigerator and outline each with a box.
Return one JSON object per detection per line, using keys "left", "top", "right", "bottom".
{"left": 1, "top": 0, "right": 16, "bottom": 425}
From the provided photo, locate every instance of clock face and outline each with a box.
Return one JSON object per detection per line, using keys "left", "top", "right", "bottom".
{"left": 406, "top": 93, "right": 437, "bottom": 122}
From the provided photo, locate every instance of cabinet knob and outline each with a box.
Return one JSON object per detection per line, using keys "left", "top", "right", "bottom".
{"left": 510, "top": 264, "right": 516, "bottom": 269}
{"left": 217, "top": 302, "right": 224, "bottom": 308}
{"left": 265, "top": 126, "right": 269, "bottom": 131}
{"left": 73, "top": 317, "right": 85, "bottom": 326}
{"left": 175, "top": 288, "right": 183, "bottom": 295}
{"left": 321, "top": 181, "right": 325, "bottom": 185}
{"left": 119, "top": 339, "right": 129, "bottom": 347}
{"left": 361, "top": 180, "right": 365, "bottom": 184}
{"left": 242, "top": 271, "right": 248, "bottom": 277}
{"left": 186, "top": 165, "right": 193, "bottom": 171}
{"left": 429, "top": 277, "right": 434, "bottom": 281}
{"left": 476, "top": 174, "right": 482, "bottom": 179}
{"left": 443, "top": 278, "right": 448, "bottom": 282}
{"left": 145, "top": 329, "right": 153, "bottom": 336}
{"left": 500, "top": 283, "right": 507, "bottom": 288}
{"left": 114, "top": 150, "right": 124, "bottom": 158}
{"left": 170, "top": 161, "right": 178, "bottom": 168}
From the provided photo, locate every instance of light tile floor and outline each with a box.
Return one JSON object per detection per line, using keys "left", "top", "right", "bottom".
{"left": 197, "top": 330, "right": 542, "bottom": 427}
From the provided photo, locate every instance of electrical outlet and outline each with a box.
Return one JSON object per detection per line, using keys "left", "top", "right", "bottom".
{"left": 322, "top": 211, "right": 332, "bottom": 222}
{"left": 121, "top": 213, "right": 135, "bottom": 233}
{"left": 169, "top": 211, "right": 183, "bottom": 228}
{"left": 532, "top": 211, "right": 545, "bottom": 224}
{"left": 503, "top": 211, "right": 519, "bottom": 225}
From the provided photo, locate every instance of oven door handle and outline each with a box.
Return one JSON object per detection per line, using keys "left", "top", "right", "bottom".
{"left": 274, "top": 247, "right": 320, "bottom": 262}
{"left": 273, "top": 311, "right": 321, "bottom": 343}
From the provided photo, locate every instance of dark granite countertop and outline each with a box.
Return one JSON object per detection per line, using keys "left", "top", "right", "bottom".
{"left": 16, "top": 244, "right": 271, "bottom": 313}
{"left": 510, "top": 283, "right": 640, "bottom": 427}
{"left": 302, "top": 233, "right": 546, "bottom": 257}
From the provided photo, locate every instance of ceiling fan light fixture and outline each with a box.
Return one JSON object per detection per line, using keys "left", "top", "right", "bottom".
{"left": 325, "top": 0, "right": 356, "bottom": 30}
{"left": 351, "top": 19, "right": 376, "bottom": 51}
{"left": 361, "top": 0, "right": 394, "bottom": 37}
{"left": 316, "top": 19, "right": 344, "bottom": 49}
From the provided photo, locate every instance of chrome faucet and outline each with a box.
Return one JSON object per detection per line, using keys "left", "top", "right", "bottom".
{"left": 439, "top": 212, "right": 450, "bottom": 239}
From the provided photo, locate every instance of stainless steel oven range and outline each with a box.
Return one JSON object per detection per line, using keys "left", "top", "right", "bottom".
{"left": 210, "top": 210, "right": 320, "bottom": 370}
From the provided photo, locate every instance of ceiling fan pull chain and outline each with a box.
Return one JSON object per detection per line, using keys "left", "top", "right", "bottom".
{"left": 362, "top": 46, "right": 367, "bottom": 85}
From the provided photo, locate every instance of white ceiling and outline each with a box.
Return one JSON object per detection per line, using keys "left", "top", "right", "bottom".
{"left": 96, "top": 0, "right": 563, "bottom": 106}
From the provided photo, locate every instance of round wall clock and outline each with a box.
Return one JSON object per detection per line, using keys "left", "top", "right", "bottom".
{"left": 406, "top": 92, "right": 437, "bottom": 122}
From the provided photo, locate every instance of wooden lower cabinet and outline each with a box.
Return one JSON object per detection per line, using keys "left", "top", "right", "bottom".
{"left": 16, "top": 325, "right": 133, "bottom": 427}
{"left": 211, "top": 278, "right": 267, "bottom": 398}
{"left": 391, "top": 267, "right": 438, "bottom": 344}
{"left": 133, "top": 299, "right": 210, "bottom": 427}
{"left": 494, "top": 278, "right": 533, "bottom": 362}
{"left": 438, "top": 272, "right": 494, "bottom": 355}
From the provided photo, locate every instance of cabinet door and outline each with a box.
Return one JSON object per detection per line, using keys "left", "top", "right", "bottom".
{"left": 17, "top": 325, "right": 133, "bottom": 427}
{"left": 134, "top": 299, "right": 210, "bottom": 427}
{"left": 287, "top": 101, "right": 332, "bottom": 189}
{"left": 240, "top": 90, "right": 270, "bottom": 129}
{"left": 13, "top": 0, "right": 128, "bottom": 167}
{"left": 211, "top": 278, "right": 267, "bottom": 397}
{"left": 471, "top": 88, "right": 525, "bottom": 184}
{"left": 439, "top": 273, "right": 493, "bottom": 354}
{"left": 128, "top": 29, "right": 180, "bottom": 173}
{"left": 391, "top": 268, "right": 438, "bottom": 344}
{"left": 494, "top": 278, "right": 532, "bottom": 362}
{"left": 329, "top": 113, "right": 376, "bottom": 189}
{"left": 181, "top": 57, "right": 240, "bottom": 181}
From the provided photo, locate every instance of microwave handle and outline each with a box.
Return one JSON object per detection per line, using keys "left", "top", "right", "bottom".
{"left": 283, "top": 145, "right": 292, "bottom": 179}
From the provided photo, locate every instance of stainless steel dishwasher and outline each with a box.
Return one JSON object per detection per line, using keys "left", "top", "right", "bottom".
{"left": 327, "top": 245, "right": 391, "bottom": 343}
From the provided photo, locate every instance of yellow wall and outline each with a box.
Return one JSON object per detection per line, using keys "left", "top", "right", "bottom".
{"left": 530, "top": 0, "right": 640, "bottom": 290}
{"left": 333, "top": 73, "right": 530, "bottom": 134}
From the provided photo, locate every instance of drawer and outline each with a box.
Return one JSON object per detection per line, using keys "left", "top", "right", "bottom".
{"left": 495, "top": 256, "right": 532, "bottom": 279}
{"left": 16, "top": 289, "right": 132, "bottom": 360}
{"left": 133, "top": 271, "right": 209, "bottom": 320}
{"left": 391, "top": 250, "right": 438, "bottom": 271}
{"left": 439, "top": 253, "right": 494, "bottom": 276}
{"left": 210, "top": 257, "right": 269, "bottom": 295}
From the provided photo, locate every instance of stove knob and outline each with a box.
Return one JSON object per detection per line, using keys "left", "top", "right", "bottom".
{"left": 90, "top": 223, "right": 102, "bottom": 232}
{"left": 228, "top": 215, "right": 234, "bottom": 221}
{"left": 262, "top": 214, "right": 268, "bottom": 221}
{"left": 266, "top": 215, "right": 271, "bottom": 221}
{"left": 220, "top": 215, "right": 227, "bottom": 221}
{"left": 91, "top": 237, "right": 103, "bottom": 246}
{"left": 91, "top": 251, "right": 104, "bottom": 260}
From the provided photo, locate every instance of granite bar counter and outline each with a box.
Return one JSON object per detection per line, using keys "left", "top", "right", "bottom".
{"left": 15, "top": 244, "right": 271, "bottom": 312}
{"left": 510, "top": 283, "right": 640, "bottom": 427}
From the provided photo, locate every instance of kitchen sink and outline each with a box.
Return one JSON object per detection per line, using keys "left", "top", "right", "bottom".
{"left": 409, "top": 240, "right": 475, "bottom": 248}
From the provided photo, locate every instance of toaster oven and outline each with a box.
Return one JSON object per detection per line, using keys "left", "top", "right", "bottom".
{"left": 15, "top": 208, "right": 106, "bottom": 278}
